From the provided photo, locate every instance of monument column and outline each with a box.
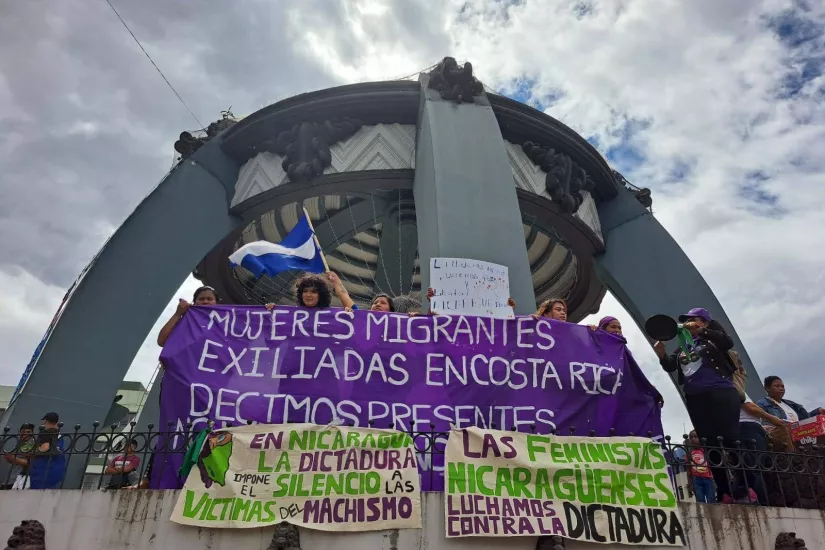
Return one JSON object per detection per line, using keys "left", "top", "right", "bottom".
{"left": 0, "top": 139, "right": 243, "bottom": 487}
{"left": 595, "top": 185, "right": 765, "bottom": 400}
{"left": 412, "top": 60, "right": 535, "bottom": 314}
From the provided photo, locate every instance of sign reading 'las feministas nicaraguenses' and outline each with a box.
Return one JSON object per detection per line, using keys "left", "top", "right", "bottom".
{"left": 445, "top": 427, "right": 685, "bottom": 546}
{"left": 171, "top": 424, "right": 421, "bottom": 531}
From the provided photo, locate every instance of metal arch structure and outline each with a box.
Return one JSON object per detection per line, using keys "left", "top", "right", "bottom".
{"left": 0, "top": 62, "right": 765, "bottom": 487}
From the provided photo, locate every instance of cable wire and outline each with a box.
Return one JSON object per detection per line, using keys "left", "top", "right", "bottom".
{"left": 103, "top": 0, "right": 205, "bottom": 130}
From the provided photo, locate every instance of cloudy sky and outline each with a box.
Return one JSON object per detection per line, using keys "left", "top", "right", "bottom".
{"left": 1, "top": 0, "right": 824, "bottom": 438}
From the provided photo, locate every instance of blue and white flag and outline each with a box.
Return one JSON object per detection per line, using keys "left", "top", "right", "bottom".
{"left": 228, "top": 213, "right": 326, "bottom": 278}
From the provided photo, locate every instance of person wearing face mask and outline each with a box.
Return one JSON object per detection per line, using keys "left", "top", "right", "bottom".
{"left": 652, "top": 307, "right": 743, "bottom": 503}
{"left": 157, "top": 286, "right": 219, "bottom": 346}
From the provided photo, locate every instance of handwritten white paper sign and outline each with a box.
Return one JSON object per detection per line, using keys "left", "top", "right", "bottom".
{"left": 429, "top": 258, "right": 514, "bottom": 319}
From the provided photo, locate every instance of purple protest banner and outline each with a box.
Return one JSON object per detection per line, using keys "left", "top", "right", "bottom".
{"left": 153, "top": 306, "right": 663, "bottom": 490}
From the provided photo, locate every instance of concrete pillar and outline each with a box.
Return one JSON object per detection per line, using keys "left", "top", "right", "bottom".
{"left": 412, "top": 80, "right": 535, "bottom": 314}
{"left": 595, "top": 186, "right": 764, "bottom": 400}
{"left": 0, "top": 141, "right": 243, "bottom": 486}
{"left": 373, "top": 191, "right": 418, "bottom": 296}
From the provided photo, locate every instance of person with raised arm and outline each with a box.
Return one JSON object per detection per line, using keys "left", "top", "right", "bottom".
{"left": 293, "top": 271, "right": 355, "bottom": 311}
{"left": 652, "top": 307, "right": 742, "bottom": 503}
{"left": 424, "top": 288, "right": 516, "bottom": 316}
{"left": 157, "top": 286, "right": 219, "bottom": 347}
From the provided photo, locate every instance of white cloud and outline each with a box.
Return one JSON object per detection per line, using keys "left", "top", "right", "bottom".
{"left": 290, "top": 0, "right": 825, "bottom": 429}
{"left": 0, "top": 268, "right": 65, "bottom": 386}
{"left": 3, "top": 0, "right": 824, "bottom": 438}
{"left": 124, "top": 275, "right": 204, "bottom": 386}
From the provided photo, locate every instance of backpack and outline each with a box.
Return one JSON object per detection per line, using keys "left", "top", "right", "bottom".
{"left": 726, "top": 350, "right": 747, "bottom": 402}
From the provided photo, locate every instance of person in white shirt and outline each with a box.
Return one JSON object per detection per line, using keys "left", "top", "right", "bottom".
{"left": 739, "top": 402, "right": 786, "bottom": 505}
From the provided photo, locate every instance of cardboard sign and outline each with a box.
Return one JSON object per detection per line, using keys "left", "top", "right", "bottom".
{"left": 445, "top": 427, "right": 685, "bottom": 546}
{"left": 171, "top": 424, "right": 421, "bottom": 530}
{"left": 429, "top": 258, "right": 514, "bottom": 319}
{"left": 791, "top": 415, "right": 825, "bottom": 445}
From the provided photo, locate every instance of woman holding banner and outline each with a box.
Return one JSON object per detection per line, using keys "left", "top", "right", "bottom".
{"left": 370, "top": 293, "right": 396, "bottom": 312}
{"left": 295, "top": 271, "right": 355, "bottom": 311}
{"left": 157, "top": 286, "right": 220, "bottom": 347}
{"left": 424, "top": 288, "right": 516, "bottom": 316}
{"left": 589, "top": 316, "right": 623, "bottom": 336}
{"left": 653, "top": 307, "right": 744, "bottom": 503}
{"left": 533, "top": 298, "right": 567, "bottom": 321}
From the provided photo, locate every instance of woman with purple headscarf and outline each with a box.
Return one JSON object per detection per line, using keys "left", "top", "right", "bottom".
{"left": 591, "top": 315, "right": 623, "bottom": 337}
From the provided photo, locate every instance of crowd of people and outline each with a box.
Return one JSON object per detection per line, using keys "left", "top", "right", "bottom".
{"left": 1, "top": 411, "right": 148, "bottom": 491}
{"left": 4, "top": 271, "right": 820, "bottom": 506}
{"left": 152, "top": 272, "right": 825, "bottom": 506}
{"left": 2, "top": 412, "right": 65, "bottom": 490}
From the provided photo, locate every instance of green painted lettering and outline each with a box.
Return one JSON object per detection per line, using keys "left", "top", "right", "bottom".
{"left": 181, "top": 490, "right": 210, "bottom": 519}
{"left": 511, "top": 467, "right": 534, "bottom": 497}
{"left": 526, "top": 435, "right": 550, "bottom": 461}
{"left": 654, "top": 472, "right": 676, "bottom": 507}
{"left": 534, "top": 468, "right": 554, "bottom": 499}
{"left": 258, "top": 451, "right": 273, "bottom": 472}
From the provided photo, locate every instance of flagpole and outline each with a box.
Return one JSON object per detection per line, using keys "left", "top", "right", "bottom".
{"left": 303, "top": 207, "right": 330, "bottom": 272}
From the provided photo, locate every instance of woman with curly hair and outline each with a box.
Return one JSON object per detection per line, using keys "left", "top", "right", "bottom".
{"left": 295, "top": 271, "right": 355, "bottom": 311}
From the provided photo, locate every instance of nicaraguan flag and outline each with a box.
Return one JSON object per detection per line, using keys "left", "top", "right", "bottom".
{"left": 228, "top": 214, "right": 326, "bottom": 278}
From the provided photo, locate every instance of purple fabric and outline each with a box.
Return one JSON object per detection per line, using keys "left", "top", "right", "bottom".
{"left": 598, "top": 316, "right": 618, "bottom": 330}
{"left": 153, "top": 306, "right": 664, "bottom": 490}
{"left": 682, "top": 344, "right": 735, "bottom": 395}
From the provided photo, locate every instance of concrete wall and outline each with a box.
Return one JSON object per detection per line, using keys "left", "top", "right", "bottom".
{"left": 0, "top": 491, "right": 821, "bottom": 550}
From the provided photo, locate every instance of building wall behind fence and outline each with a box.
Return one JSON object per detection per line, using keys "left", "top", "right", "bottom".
{"left": 0, "top": 491, "right": 822, "bottom": 550}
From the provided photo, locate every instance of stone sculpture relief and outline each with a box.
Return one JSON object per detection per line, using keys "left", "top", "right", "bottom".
{"left": 426, "top": 56, "right": 484, "bottom": 103}
{"left": 612, "top": 169, "right": 652, "bottom": 208}
{"left": 4, "top": 520, "right": 45, "bottom": 550}
{"left": 775, "top": 532, "right": 808, "bottom": 550}
{"left": 522, "top": 141, "right": 596, "bottom": 214}
{"left": 256, "top": 118, "right": 363, "bottom": 183}
{"left": 535, "top": 534, "right": 565, "bottom": 550}
{"left": 174, "top": 109, "right": 238, "bottom": 160}
{"left": 267, "top": 522, "right": 302, "bottom": 550}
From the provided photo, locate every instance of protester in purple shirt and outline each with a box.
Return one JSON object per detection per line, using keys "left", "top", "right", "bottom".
{"left": 157, "top": 286, "right": 219, "bottom": 347}
{"left": 653, "top": 307, "right": 743, "bottom": 502}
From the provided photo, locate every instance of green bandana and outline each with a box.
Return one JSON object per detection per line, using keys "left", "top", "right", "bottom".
{"left": 676, "top": 326, "right": 697, "bottom": 361}
{"left": 201, "top": 440, "right": 233, "bottom": 487}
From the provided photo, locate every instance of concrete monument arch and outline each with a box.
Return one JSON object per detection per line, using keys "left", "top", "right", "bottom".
{"left": 1, "top": 59, "right": 764, "bottom": 488}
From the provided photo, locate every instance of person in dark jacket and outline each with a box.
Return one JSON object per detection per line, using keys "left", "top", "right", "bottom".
{"left": 756, "top": 376, "right": 824, "bottom": 422}
{"left": 653, "top": 307, "right": 743, "bottom": 502}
